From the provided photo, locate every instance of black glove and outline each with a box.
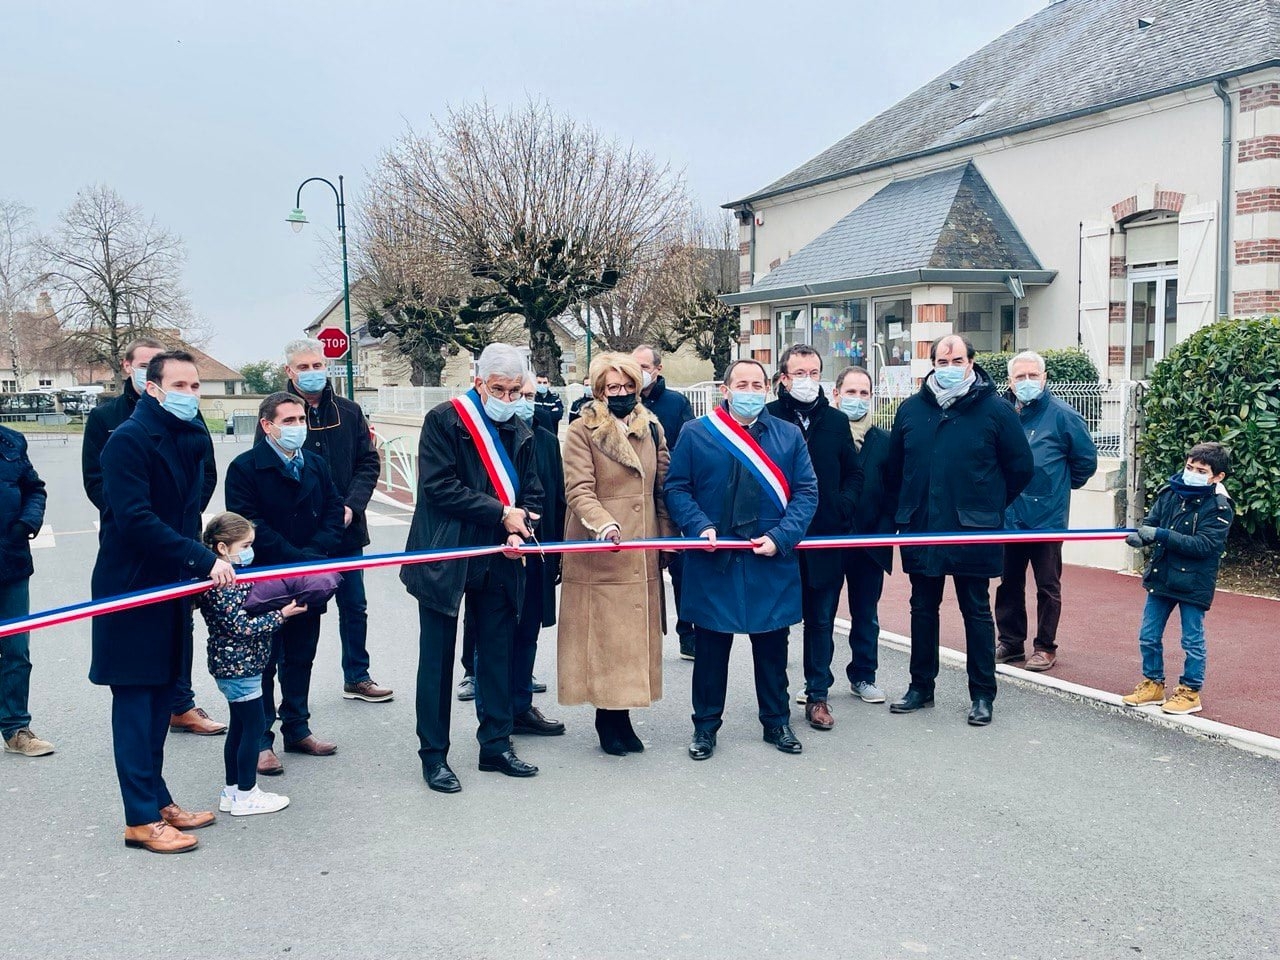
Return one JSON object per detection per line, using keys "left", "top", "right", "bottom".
{"left": 1138, "top": 525, "right": 1157, "bottom": 544}
{"left": 1124, "top": 532, "right": 1144, "bottom": 548}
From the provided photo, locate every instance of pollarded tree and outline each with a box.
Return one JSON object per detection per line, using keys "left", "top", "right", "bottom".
{"left": 652, "top": 212, "right": 741, "bottom": 377}
{"left": 0, "top": 199, "right": 47, "bottom": 391}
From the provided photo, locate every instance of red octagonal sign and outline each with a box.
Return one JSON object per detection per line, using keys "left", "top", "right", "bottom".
{"left": 317, "top": 326, "right": 350, "bottom": 360}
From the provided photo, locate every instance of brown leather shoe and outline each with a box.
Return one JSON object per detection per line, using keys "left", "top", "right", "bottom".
{"left": 160, "top": 803, "right": 216, "bottom": 830}
{"left": 283, "top": 735, "right": 337, "bottom": 756}
{"left": 805, "top": 700, "right": 835, "bottom": 730}
{"left": 124, "top": 821, "right": 198, "bottom": 854}
{"left": 258, "top": 748, "right": 284, "bottom": 776}
{"left": 342, "top": 679, "right": 394, "bottom": 702}
{"left": 1025, "top": 649, "right": 1057, "bottom": 672}
{"left": 170, "top": 707, "right": 228, "bottom": 735}
{"left": 995, "top": 642, "right": 1025, "bottom": 664}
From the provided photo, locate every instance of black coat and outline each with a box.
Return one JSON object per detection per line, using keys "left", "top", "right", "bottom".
{"left": 400, "top": 400, "right": 544, "bottom": 616}
{"left": 888, "top": 365, "right": 1034, "bottom": 578}
{"left": 640, "top": 376, "right": 695, "bottom": 451}
{"left": 83, "top": 380, "right": 217, "bottom": 513}
{"left": 1140, "top": 479, "right": 1235, "bottom": 611}
{"left": 568, "top": 396, "right": 591, "bottom": 423}
{"left": 254, "top": 381, "right": 381, "bottom": 554}
{"left": 533, "top": 391, "right": 564, "bottom": 431}
{"left": 767, "top": 389, "right": 863, "bottom": 588}
{"left": 530, "top": 422, "right": 566, "bottom": 627}
{"left": 224, "top": 442, "right": 346, "bottom": 568}
{"left": 0, "top": 426, "right": 47, "bottom": 586}
{"left": 848, "top": 423, "right": 895, "bottom": 574}
{"left": 90, "top": 396, "right": 219, "bottom": 687}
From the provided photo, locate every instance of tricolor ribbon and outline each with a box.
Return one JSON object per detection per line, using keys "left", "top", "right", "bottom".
{"left": 0, "top": 528, "right": 1133, "bottom": 640}
{"left": 703, "top": 406, "right": 791, "bottom": 511}
{"left": 452, "top": 389, "right": 519, "bottom": 506}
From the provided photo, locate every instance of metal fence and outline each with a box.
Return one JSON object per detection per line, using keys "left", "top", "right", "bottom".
{"left": 0, "top": 412, "right": 70, "bottom": 443}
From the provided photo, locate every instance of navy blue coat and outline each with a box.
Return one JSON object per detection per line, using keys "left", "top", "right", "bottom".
{"left": 1141, "top": 479, "right": 1235, "bottom": 611}
{"left": 663, "top": 404, "right": 818, "bottom": 634}
{"left": 0, "top": 426, "right": 47, "bottom": 586}
{"left": 90, "top": 397, "right": 219, "bottom": 687}
{"left": 640, "top": 376, "right": 695, "bottom": 451}
{"left": 1003, "top": 387, "right": 1098, "bottom": 530}
{"left": 848, "top": 423, "right": 895, "bottom": 575}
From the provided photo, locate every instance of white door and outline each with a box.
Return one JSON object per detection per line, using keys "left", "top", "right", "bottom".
{"left": 1125, "top": 269, "right": 1178, "bottom": 380}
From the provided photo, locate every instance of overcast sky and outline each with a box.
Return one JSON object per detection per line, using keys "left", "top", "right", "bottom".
{"left": 1, "top": 0, "right": 1047, "bottom": 367}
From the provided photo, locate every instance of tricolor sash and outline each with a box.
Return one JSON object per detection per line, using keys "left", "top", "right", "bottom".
{"left": 451, "top": 389, "right": 519, "bottom": 506}
{"left": 703, "top": 405, "right": 791, "bottom": 512}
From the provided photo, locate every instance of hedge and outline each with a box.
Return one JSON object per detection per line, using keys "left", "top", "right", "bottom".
{"left": 974, "top": 348, "right": 1100, "bottom": 383}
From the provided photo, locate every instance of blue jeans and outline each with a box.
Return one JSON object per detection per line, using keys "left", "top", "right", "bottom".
{"left": 336, "top": 551, "right": 371, "bottom": 684}
{"left": 0, "top": 579, "right": 32, "bottom": 738}
{"left": 843, "top": 551, "right": 884, "bottom": 686}
{"left": 1138, "top": 594, "right": 1206, "bottom": 690}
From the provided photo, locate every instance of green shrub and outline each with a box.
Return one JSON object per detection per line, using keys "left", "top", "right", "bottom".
{"left": 975, "top": 347, "right": 1100, "bottom": 383}
{"left": 1139, "top": 316, "right": 1280, "bottom": 541}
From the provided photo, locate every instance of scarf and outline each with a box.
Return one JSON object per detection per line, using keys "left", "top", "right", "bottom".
{"left": 926, "top": 371, "right": 976, "bottom": 409}
{"left": 847, "top": 413, "right": 874, "bottom": 450}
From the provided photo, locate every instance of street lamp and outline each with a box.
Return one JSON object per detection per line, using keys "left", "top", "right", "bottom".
{"left": 286, "top": 175, "right": 353, "bottom": 399}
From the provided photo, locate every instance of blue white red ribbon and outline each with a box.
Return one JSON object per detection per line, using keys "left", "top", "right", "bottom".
{"left": 703, "top": 406, "right": 791, "bottom": 511}
{"left": 452, "top": 389, "right": 519, "bottom": 506}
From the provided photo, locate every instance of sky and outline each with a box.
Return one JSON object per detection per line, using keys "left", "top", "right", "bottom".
{"left": 1, "top": 0, "right": 1048, "bottom": 368}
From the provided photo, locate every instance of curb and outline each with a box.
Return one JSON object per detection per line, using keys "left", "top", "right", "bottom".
{"left": 834, "top": 617, "right": 1280, "bottom": 763}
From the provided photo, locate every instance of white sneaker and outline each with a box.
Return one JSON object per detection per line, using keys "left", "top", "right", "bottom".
{"left": 230, "top": 785, "right": 290, "bottom": 817}
{"left": 852, "top": 681, "right": 887, "bottom": 704}
{"left": 219, "top": 786, "right": 234, "bottom": 812}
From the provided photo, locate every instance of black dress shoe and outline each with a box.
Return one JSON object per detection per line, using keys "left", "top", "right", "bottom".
{"left": 763, "top": 724, "right": 803, "bottom": 754}
{"left": 889, "top": 689, "right": 936, "bottom": 714}
{"left": 531, "top": 676, "right": 548, "bottom": 694}
{"left": 968, "top": 698, "right": 994, "bottom": 726}
{"left": 688, "top": 731, "right": 716, "bottom": 760}
{"left": 478, "top": 749, "right": 538, "bottom": 777}
{"left": 423, "top": 762, "right": 461, "bottom": 794}
{"left": 616, "top": 711, "right": 644, "bottom": 753}
{"left": 595, "top": 709, "right": 628, "bottom": 756}
{"left": 512, "top": 707, "right": 566, "bottom": 736}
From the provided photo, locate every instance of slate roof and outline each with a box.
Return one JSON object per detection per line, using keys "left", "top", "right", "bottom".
{"left": 734, "top": 0, "right": 1279, "bottom": 204}
{"left": 739, "top": 162, "right": 1044, "bottom": 300}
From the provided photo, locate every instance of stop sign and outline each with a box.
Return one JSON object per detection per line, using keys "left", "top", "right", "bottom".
{"left": 317, "top": 326, "right": 350, "bottom": 360}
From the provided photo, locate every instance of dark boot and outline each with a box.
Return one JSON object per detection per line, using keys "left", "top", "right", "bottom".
{"left": 594, "top": 709, "right": 628, "bottom": 756}
{"left": 616, "top": 710, "right": 644, "bottom": 753}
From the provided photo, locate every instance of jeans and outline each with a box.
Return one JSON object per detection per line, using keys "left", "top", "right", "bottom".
{"left": 336, "top": 549, "right": 372, "bottom": 684}
{"left": 843, "top": 551, "right": 884, "bottom": 686}
{"left": 261, "top": 611, "right": 322, "bottom": 749}
{"left": 1138, "top": 593, "right": 1206, "bottom": 690}
{"left": 908, "top": 574, "right": 997, "bottom": 702}
{"left": 799, "top": 565, "right": 842, "bottom": 701}
{"left": 691, "top": 626, "right": 790, "bottom": 733}
{"left": 994, "top": 541, "right": 1063, "bottom": 651}
{"left": 0, "top": 579, "right": 32, "bottom": 738}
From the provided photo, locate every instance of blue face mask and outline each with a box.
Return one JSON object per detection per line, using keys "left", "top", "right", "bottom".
{"left": 157, "top": 387, "right": 200, "bottom": 422}
{"left": 1013, "top": 380, "right": 1044, "bottom": 404}
{"left": 1181, "top": 469, "right": 1212, "bottom": 488}
{"left": 275, "top": 424, "right": 308, "bottom": 451}
{"left": 231, "top": 545, "right": 254, "bottom": 567}
{"left": 132, "top": 368, "right": 148, "bottom": 393}
{"left": 484, "top": 394, "right": 516, "bottom": 422}
{"left": 933, "top": 366, "right": 967, "bottom": 390}
{"left": 514, "top": 398, "right": 535, "bottom": 423}
{"left": 840, "top": 398, "right": 870, "bottom": 421}
{"left": 536, "top": 384, "right": 549, "bottom": 395}
{"left": 728, "top": 390, "right": 766, "bottom": 420}
{"left": 296, "top": 370, "right": 328, "bottom": 393}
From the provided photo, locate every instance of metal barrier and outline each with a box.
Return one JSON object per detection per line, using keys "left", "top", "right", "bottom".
{"left": 0, "top": 412, "right": 69, "bottom": 443}
{"left": 374, "top": 430, "right": 418, "bottom": 503}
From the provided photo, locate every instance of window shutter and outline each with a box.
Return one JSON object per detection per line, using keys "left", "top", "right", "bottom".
{"left": 1176, "top": 203, "right": 1217, "bottom": 339}
{"left": 1078, "top": 221, "right": 1112, "bottom": 366}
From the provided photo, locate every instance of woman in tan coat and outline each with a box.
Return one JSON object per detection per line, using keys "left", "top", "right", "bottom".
{"left": 558, "top": 352, "right": 675, "bottom": 755}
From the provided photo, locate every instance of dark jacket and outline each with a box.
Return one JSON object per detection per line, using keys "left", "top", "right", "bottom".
{"left": 198, "top": 584, "right": 285, "bottom": 680}
{"left": 254, "top": 381, "right": 381, "bottom": 554}
{"left": 888, "top": 364, "right": 1034, "bottom": 578}
{"left": 224, "top": 442, "right": 346, "bottom": 570}
{"left": 641, "top": 376, "right": 695, "bottom": 452}
{"left": 530, "top": 421, "right": 566, "bottom": 626}
{"left": 83, "top": 380, "right": 217, "bottom": 513}
{"left": 568, "top": 394, "right": 592, "bottom": 423}
{"left": 400, "top": 399, "right": 544, "bottom": 616}
{"left": 767, "top": 388, "right": 863, "bottom": 589}
{"left": 848, "top": 422, "right": 895, "bottom": 575}
{"left": 90, "top": 396, "right": 219, "bottom": 687}
{"left": 1140, "top": 477, "right": 1234, "bottom": 611}
{"left": 664, "top": 404, "right": 819, "bottom": 633}
{"left": 533, "top": 390, "right": 564, "bottom": 431}
{"left": 1003, "top": 387, "right": 1098, "bottom": 530}
{"left": 0, "top": 426, "right": 47, "bottom": 586}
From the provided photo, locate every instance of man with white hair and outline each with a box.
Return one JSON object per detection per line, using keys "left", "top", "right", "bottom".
{"left": 994, "top": 350, "right": 1097, "bottom": 672}
{"left": 400, "top": 343, "right": 545, "bottom": 794}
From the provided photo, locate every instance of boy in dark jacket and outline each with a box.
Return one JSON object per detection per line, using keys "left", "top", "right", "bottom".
{"left": 1121, "top": 442, "right": 1234, "bottom": 716}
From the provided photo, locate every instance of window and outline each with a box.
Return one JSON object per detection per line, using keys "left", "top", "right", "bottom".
{"left": 38, "top": 379, "right": 52, "bottom": 388}
{"left": 0, "top": 380, "right": 15, "bottom": 393}
{"left": 950, "top": 292, "right": 1016, "bottom": 354}
{"left": 774, "top": 307, "right": 807, "bottom": 361}
{"left": 810, "top": 301, "right": 869, "bottom": 374}
{"left": 1126, "top": 269, "right": 1178, "bottom": 380}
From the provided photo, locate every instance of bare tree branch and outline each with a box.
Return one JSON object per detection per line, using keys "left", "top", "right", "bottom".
{"left": 0, "top": 199, "right": 49, "bottom": 390}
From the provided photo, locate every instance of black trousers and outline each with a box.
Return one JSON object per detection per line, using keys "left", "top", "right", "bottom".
{"left": 667, "top": 552, "right": 695, "bottom": 643}
{"left": 417, "top": 585, "right": 517, "bottom": 765}
{"left": 110, "top": 683, "right": 177, "bottom": 826}
{"left": 691, "top": 625, "right": 790, "bottom": 733}
{"left": 261, "top": 611, "right": 322, "bottom": 749}
{"left": 799, "top": 562, "right": 842, "bottom": 701}
{"left": 907, "top": 574, "right": 997, "bottom": 702}
{"left": 843, "top": 551, "right": 885, "bottom": 686}
{"left": 994, "top": 541, "right": 1064, "bottom": 652}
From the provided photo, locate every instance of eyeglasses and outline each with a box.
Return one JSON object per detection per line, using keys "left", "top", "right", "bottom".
{"left": 485, "top": 384, "right": 524, "bottom": 401}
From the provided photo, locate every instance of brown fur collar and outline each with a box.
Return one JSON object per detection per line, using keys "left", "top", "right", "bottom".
{"left": 578, "top": 400, "right": 657, "bottom": 474}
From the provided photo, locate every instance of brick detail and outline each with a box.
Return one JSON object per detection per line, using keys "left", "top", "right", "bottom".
{"left": 916, "top": 303, "right": 948, "bottom": 323}
{"left": 1236, "top": 239, "right": 1280, "bottom": 264}
{"left": 751, "top": 348, "right": 772, "bottom": 365}
{"left": 1112, "top": 196, "right": 1137, "bottom": 222}
{"left": 1110, "top": 256, "right": 1126, "bottom": 278}
{"left": 1237, "top": 187, "right": 1280, "bottom": 214}
{"left": 752, "top": 317, "right": 770, "bottom": 335}
{"left": 738, "top": 270, "right": 752, "bottom": 287}
{"left": 1234, "top": 289, "right": 1280, "bottom": 314}
{"left": 1153, "top": 189, "right": 1184, "bottom": 212}
{"left": 1239, "top": 136, "right": 1280, "bottom": 162}
{"left": 1240, "top": 82, "right": 1280, "bottom": 112}
{"left": 1109, "top": 301, "right": 1127, "bottom": 324}
{"left": 1108, "top": 346, "right": 1126, "bottom": 365}
{"left": 768, "top": 257, "right": 782, "bottom": 270}
{"left": 738, "top": 241, "right": 750, "bottom": 257}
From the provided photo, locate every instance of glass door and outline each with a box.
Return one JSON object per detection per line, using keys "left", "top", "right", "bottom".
{"left": 1126, "top": 270, "right": 1178, "bottom": 380}
{"left": 873, "top": 297, "right": 913, "bottom": 397}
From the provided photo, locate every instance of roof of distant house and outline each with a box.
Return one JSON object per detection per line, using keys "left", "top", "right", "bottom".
{"left": 731, "top": 0, "right": 1278, "bottom": 205}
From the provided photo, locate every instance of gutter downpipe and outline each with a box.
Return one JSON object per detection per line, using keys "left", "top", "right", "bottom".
{"left": 1213, "top": 79, "right": 1232, "bottom": 319}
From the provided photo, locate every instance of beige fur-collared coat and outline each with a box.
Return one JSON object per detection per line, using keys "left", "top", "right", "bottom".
{"left": 557, "top": 400, "right": 675, "bottom": 708}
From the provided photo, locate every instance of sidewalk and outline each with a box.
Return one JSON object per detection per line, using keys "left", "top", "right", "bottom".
{"left": 839, "top": 563, "right": 1279, "bottom": 739}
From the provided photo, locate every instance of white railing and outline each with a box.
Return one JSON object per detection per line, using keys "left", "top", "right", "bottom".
{"left": 373, "top": 429, "right": 418, "bottom": 502}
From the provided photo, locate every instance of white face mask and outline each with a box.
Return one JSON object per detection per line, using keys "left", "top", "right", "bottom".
{"left": 787, "top": 376, "right": 820, "bottom": 405}
{"left": 641, "top": 370, "right": 653, "bottom": 390}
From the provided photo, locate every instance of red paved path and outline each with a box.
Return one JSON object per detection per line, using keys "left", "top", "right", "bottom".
{"left": 841, "top": 564, "right": 1279, "bottom": 738}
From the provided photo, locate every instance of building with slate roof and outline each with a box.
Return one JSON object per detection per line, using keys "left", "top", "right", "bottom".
{"left": 723, "top": 0, "right": 1280, "bottom": 388}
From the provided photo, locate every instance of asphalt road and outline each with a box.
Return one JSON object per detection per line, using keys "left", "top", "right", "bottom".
{"left": 3, "top": 437, "right": 1277, "bottom": 960}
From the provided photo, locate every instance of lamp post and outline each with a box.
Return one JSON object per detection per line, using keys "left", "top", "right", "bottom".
{"left": 286, "top": 175, "right": 353, "bottom": 400}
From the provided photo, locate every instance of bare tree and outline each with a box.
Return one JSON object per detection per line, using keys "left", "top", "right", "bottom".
{"left": 651, "top": 211, "right": 741, "bottom": 377}
{"left": 44, "top": 186, "right": 192, "bottom": 387}
{"left": 379, "top": 100, "right": 688, "bottom": 381}
{"left": 0, "top": 199, "right": 47, "bottom": 391}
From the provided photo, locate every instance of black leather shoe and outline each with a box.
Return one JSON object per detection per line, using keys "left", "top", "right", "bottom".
{"left": 478, "top": 749, "right": 538, "bottom": 777}
{"left": 688, "top": 731, "right": 716, "bottom": 760}
{"left": 423, "top": 762, "right": 461, "bottom": 794}
{"left": 968, "top": 698, "right": 994, "bottom": 726}
{"left": 595, "top": 710, "right": 628, "bottom": 756}
{"left": 889, "top": 689, "right": 935, "bottom": 714}
{"left": 763, "top": 724, "right": 803, "bottom": 754}
{"left": 512, "top": 707, "right": 566, "bottom": 736}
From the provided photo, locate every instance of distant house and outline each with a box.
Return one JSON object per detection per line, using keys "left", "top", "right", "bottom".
{"left": 724, "top": 0, "right": 1277, "bottom": 386}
